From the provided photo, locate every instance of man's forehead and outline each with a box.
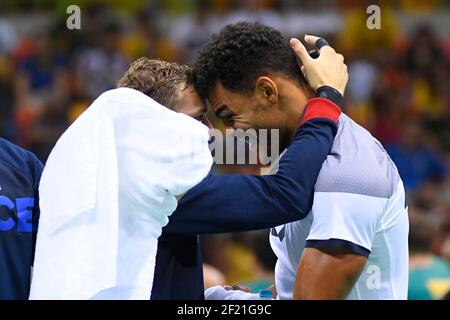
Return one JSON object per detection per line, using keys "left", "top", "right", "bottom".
{"left": 207, "top": 82, "right": 240, "bottom": 110}
{"left": 175, "top": 85, "right": 207, "bottom": 115}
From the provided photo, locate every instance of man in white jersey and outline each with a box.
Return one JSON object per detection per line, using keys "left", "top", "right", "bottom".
{"left": 208, "top": 114, "right": 409, "bottom": 300}
{"left": 270, "top": 112, "right": 409, "bottom": 300}
{"left": 199, "top": 22, "right": 409, "bottom": 300}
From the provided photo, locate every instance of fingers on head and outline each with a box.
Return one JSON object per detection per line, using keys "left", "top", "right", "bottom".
{"left": 303, "top": 34, "right": 321, "bottom": 45}
{"left": 290, "top": 38, "right": 311, "bottom": 64}
{"left": 320, "top": 45, "right": 336, "bottom": 55}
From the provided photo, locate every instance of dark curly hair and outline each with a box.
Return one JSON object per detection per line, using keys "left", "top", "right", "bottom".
{"left": 193, "top": 21, "right": 305, "bottom": 100}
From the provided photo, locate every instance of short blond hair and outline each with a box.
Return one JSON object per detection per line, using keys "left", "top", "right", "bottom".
{"left": 117, "top": 57, "right": 193, "bottom": 109}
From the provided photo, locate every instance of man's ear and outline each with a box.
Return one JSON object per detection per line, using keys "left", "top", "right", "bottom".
{"left": 255, "top": 76, "right": 278, "bottom": 105}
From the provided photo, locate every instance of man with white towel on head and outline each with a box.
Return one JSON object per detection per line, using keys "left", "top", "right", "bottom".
{"left": 29, "top": 59, "right": 213, "bottom": 300}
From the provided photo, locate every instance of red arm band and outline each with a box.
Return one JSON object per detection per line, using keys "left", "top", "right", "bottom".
{"left": 300, "top": 98, "right": 341, "bottom": 126}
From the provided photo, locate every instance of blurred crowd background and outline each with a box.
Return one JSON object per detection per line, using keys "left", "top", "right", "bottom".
{"left": 0, "top": 0, "right": 449, "bottom": 299}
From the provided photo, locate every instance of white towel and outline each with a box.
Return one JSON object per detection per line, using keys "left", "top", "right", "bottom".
{"left": 29, "top": 88, "right": 213, "bottom": 300}
{"left": 205, "top": 286, "right": 260, "bottom": 300}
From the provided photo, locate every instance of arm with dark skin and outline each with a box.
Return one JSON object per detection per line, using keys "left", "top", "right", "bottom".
{"left": 293, "top": 247, "right": 367, "bottom": 299}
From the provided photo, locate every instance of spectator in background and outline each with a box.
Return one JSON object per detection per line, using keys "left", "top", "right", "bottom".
{"left": 222, "top": 234, "right": 262, "bottom": 286}
{"left": 169, "top": 1, "right": 212, "bottom": 61}
{"left": 386, "top": 120, "right": 446, "bottom": 193}
{"left": 224, "top": 0, "right": 283, "bottom": 33}
{"left": 338, "top": 0, "right": 398, "bottom": 60}
{"left": 242, "top": 230, "right": 276, "bottom": 293}
{"left": 202, "top": 231, "right": 276, "bottom": 292}
{"left": 337, "top": 1, "right": 399, "bottom": 129}
{"left": 0, "top": 19, "right": 18, "bottom": 56}
{"left": 16, "top": 32, "right": 66, "bottom": 98}
{"left": 437, "top": 220, "right": 450, "bottom": 265}
{"left": 203, "top": 264, "right": 226, "bottom": 289}
{"left": 13, "top": 32, "right": 68, "bottom": 149}
{"left": 370, "top": 88, "right": 403, "bottom": 146}
{"left": 0, "top": 56, "right": 15, "bottom": 140}
{"left": 10, "top": 29, "right": 73, "bottom": 161}
{"left": 29, "top": 98, "right": 70, "bottom": 161}
{"left": 404, "top": 25, "right": 444, "bottom": 80}
{"left": 75, "top": 21, "right": 128, "bottom": 100}
{"left": 408, "top": 209, "right": 450, "bottom": 300}
{"left": 121, "top": 12, "right": 152, "bottom": 60}
{"left": 404, "top": 25, "right": 448, "bottom": 121}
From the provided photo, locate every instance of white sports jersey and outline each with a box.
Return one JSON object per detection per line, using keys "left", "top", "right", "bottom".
{"left": 270, "top": 114, "right": 409, "bottom": 300}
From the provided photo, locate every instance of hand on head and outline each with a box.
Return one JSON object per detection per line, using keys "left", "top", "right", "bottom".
{"left": 289, "top": 35, "right": 348, "bottom": 96}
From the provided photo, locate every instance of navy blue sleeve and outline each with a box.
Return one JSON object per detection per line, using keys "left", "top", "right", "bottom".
{"left": 164, "top": 117, "right": 337, "bottom": 234}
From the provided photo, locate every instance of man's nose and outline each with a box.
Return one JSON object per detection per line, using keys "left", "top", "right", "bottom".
{"left": 222, "top": 119, "right": 234, "bottom": 130}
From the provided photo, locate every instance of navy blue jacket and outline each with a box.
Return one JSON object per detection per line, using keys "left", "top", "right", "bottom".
{"left": 0, "top": 138, "right": 43, "bottom": 300}
{"left": 151, "top": 117, "right": 338, "bottom": 299}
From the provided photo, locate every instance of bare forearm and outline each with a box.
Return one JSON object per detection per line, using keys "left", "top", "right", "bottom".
{"left": 293, "top": 247, "right": 366, "bottom": 300}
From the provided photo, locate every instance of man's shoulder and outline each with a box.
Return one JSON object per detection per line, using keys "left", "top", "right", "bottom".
{"left": 0, "top": 138, "right": 43, "bottom": 188}
{"left": 0, "top": 138, "right": 41, "bottom": 168}
{"left": 0, "top": 137, "right": 28, "bottom": 155}
{"left": 315, "top": 114, "right": 397, "bottom": 199}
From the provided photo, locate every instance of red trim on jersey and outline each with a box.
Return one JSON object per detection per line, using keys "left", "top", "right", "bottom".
{"left": 300, "top": 98, "right": 341, "bottom": 125}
